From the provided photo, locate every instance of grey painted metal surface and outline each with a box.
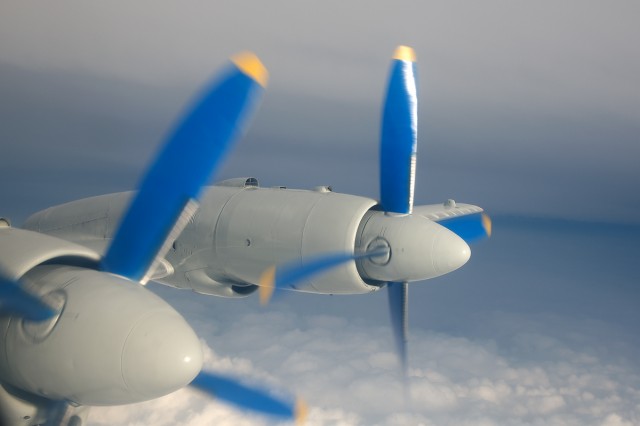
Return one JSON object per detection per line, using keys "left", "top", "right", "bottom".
{"left": 0, "top": 227, "right": 100, "bottom": 281}
{"left": 0, "top": 227, "right": 203, "bottom": 424}
{"left": 0, "top": 262, "right": 202, "bottom": 406}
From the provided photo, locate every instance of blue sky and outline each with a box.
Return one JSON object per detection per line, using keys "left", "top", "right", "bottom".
{"left": 1, "top": 1, "right": 639, "bottom": 424}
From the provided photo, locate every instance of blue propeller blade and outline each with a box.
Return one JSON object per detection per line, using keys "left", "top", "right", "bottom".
{"left": 436, "top": 212, "right": 492, "bottom": 244}
{"left": 380, "top": 46, "right": 418, "bottom": 215}
{"left": 101, "top": 53, "right": 267, "bottom": 282}
{"left": 379, "top": 46, "right": 417, "bottom": 389}
{"left": 387, "top": 281, "right": 409, "bottom": 380}
{"left": 0, "top": 277, "right": 58, "bottom": 321}
{"left": 191, "top": 371, "right": 306, "bottom": 421}
{"left": 259, "top": 250, "right": 388, "bottom": 305}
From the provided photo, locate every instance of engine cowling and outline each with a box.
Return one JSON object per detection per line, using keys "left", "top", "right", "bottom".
{"left": 0, "top": 229, "right": 203, "bottom": 406}
{"left": 205, "top": 186, "right": 378, "bottom": 294}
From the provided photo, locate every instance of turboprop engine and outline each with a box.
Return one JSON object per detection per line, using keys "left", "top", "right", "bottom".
{"left": 180, "top": 181, "right": 471, "bottom": 294}
{"left": 2, "top": 51, "right": 306, "bottom": 425}
{"left": 0, "top": 228, "right": 203, "bottom": 406}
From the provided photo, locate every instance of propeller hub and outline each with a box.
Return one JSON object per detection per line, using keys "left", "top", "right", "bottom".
{"left": 365, "top": 237, "right": 391, "bottom": 265}
{"left": 356, "top": 211, "right": 470, "bottom": 282}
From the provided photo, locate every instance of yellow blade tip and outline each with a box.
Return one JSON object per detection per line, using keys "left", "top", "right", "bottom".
{"left": 295, "top": 398, "right": 309, "bottom": 425}
{"left": 258, "top": 266, "right": 277, "bottom": 306}
{"left": 231, "top": 51, "right": 269, "bottom": 87}
{"left": 482, "top": 213, "right": 492, "bottom": 237}
{"left": 392, "top": 45, "right": 416, "bottom": 62}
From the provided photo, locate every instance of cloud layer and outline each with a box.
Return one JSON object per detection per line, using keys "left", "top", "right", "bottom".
{"left": 88, "top": 304, "right": 640, "bottom": 425}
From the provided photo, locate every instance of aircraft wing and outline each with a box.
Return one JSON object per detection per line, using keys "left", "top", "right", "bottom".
{"left": 21, "top": 190, "right": 194, "bottom": 283}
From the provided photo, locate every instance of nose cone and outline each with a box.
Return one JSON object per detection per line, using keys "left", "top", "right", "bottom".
{"left": 122, "top": 310, "right": 203, "bottom": 400}
{"left": 357, "top": 212, "right": 473, "bottom": 282}
{"left": 433, "top": 227, "right": 471, "bottom": 275}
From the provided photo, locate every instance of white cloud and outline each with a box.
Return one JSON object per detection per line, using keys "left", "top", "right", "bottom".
{"left": 88, "top": 302, "right": 640, "bottom": 426}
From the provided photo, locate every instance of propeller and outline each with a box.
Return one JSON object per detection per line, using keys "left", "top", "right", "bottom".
{"left": 257, "top": 46, "right": 464, "bottom": 387}
{"left": 377, "top": 45, "right": 418, "bottom": 385}
{"left": 257, "top": 46, "right": 419, "bottom": 383}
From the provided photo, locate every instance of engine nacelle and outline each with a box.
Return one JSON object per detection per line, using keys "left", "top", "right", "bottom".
{"left": 170, "top": 183, "right": 470, "bottom": 294}
{"left": 191, "top": 184, "right": 379, "bottom": 294}
{"left": 0, "top": 229, "right": 203, "bottom": 406}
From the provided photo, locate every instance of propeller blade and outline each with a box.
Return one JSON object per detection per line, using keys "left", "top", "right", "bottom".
{"left": 387, "top": 281, "right": 409, "bottom": 381}
{"left": 101, "top": 53, "right": 268, "bottom": 282}
{"left": 259, "top": 249, "right": 388, "bottom": 305}
{"left": 191, "top": 371, "right": 307, "bottom": 422}
{"left": 380, "top": 45, "right": 418, "bottom": 214}
{"left": 437, "top": 212, "right": 492, "bottom": 244}
{"left": 0, "top": 277, "right": 58, "bottom": 321}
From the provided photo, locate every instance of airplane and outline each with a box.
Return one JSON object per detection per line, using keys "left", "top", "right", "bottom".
{"left": 1, "top": 45, "right": 490, "bottom": 425}
{"left": 0, "top": 52, "right": 307, "bottom": 425}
